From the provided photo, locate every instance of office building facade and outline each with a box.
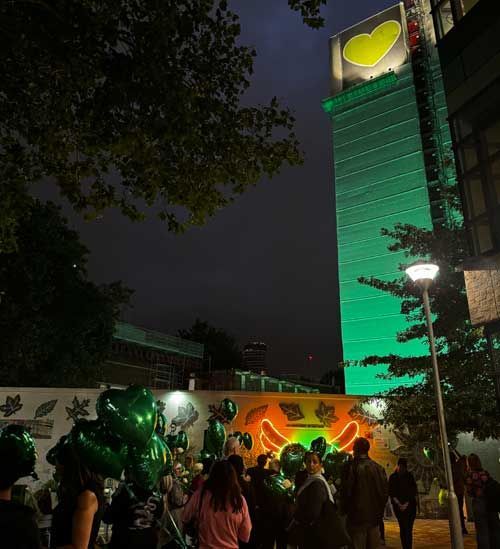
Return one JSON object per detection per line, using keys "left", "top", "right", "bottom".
{"left": 430, "top": 0, "right": 500, "bottom": 403}
{"left": 323, "top": 1, "right": 457, "bottom": 394}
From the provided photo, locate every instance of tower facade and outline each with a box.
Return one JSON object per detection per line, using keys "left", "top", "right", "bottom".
{"left": 323, "top": 1, "right": 457, "bottom": 395}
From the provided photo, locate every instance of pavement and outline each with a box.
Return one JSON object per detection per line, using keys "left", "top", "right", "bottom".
{"left": 384, "top": 519, "right": 476, "bottom": 548}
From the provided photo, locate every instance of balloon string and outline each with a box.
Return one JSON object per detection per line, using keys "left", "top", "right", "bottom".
{"left": 162, "top": 508, "right": 188, "bottom": 549}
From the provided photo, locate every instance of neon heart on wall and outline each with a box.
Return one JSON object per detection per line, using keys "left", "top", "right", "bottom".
{"left": 343, "top": 20, "right": 402, "bottom": 68}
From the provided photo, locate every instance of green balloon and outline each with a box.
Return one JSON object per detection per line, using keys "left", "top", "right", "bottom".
{"left": 46, "top": 435, "right": 69, "bottom": 466}
{"left": 206, "top": 420, "right": 226, "bottom": 457}
{"left": 96, "top": 385, "right": 157, "bottom": 448}
{"left": 220, "top": 398, "right": 238, "bottom": 421}
{"left": 280, "top": 443, "right": 306, "bottom": 479}
{"left": 176, "top": 430, "right": 189, "bottom": 451}
{"left": 155, "top": 413, "right": 168, "bottom": 437}
{"left": 127, "top": 432, "right": 170, "bottom": 490}
{"left": 0, "top": 424, "right": 38, "bottom": 480}
{"left": 70, "top": 420, "right": 127, "bottom": 480}
{"left": 242, "top": 432, "right": 253, "bottom": 451}
{"left": 264, "top": 474, "right": 293, "bottom": 499}
{"left": 232, "top": 431, "right": 243, "bottom": 443}
{"left": 323, "top": 451, "right": 349, "bottom": 481}
{"left": 310, "top": 436, "right": 327, "bottom": 458}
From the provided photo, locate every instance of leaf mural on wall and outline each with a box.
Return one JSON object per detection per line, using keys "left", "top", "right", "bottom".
{"left": 279, "top": 402, "right": 304, "bottom": 421}
{"left": 245, "top": 404, "right": 269, "bottom": 425}
{"left": 348, "top": 403, "right": 379, "bottom": 426}
{"left": 172, "top": 402, "right": 199, "bottom": 430}
{"left": 245, "top": 405, "right": 268, "bottom": 425}
{"left": 34, "top": 399, "right": 58, "bottom": 419}
{"left": 315, "top": 401, "right": 338, "bottom": 427}
{"left": 0, "top": 394, "right": 23, "bottom": 417}
{"left": 65, "top": 396, "right": 90, "bottom": 421}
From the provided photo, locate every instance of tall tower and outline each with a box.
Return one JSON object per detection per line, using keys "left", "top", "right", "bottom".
{"left": 323, "top": 1, "right": 457, "bottom": 395}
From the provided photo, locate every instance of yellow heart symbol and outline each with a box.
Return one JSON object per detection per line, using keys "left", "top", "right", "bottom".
{"left": 343, "top": 20, "right": 402, "bottom": 68}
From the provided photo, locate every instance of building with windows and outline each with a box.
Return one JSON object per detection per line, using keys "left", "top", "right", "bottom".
{"left": 323, "top": 1, "right": 458, "bottom": 394}
{"left": 102, "top": 322, "right": 205, "bottom": 390}
{"left": 242, "top": 341, "right": 267, "bottom": 373}
{"left": 429, "top": 0, "right": 500, "bottom": 403}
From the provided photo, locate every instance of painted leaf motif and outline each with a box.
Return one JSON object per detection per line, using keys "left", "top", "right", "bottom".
{"left": 279, "top": 402, "right": 304, "bottom": 421}
{"left": 172, "top": 402, "right": 199, "bottom": 430}
{"left": 348, "top": 403, "right": 379, "bottom": 426}
{"left": 34, "top": 399, "right": 58, "bottom": 419}
{"left": 245, "top": 405, "right": 268, "bottom": 425}
{"left": 65, "top": 396, "right": 90, "bottom": 421}
{"left": 315, "top": 401, "right": 338, "bottom": 427}
{"left": 0, "top": 394, "right": 23, "bottom": 417}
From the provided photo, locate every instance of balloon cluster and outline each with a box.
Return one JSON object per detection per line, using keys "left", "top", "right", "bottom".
{"left": 264, "top": 436, "right": 350, "bottom": 498}
{"left": 198, "top": 398, "right": 253, "bottom": 460}
{"left": 0, "top": 424, "right": 38, "bottom": 482}
{"left": 47, "top": 385, "right": 179, "bottom": 490}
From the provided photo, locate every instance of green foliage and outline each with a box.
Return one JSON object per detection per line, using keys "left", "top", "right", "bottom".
{"left": 0, "top": 200, "right": 131, "bottom": 386}
{"left": 287, "top": 0, "right": 328, "bottom": 29}
{"left": 357, "top": 222, "right": 499, "bottom": 440}
{"left": 178, "top": 318, "right": 241, "bottom": 371}
{"left": 0, "top": 0, "right": 303, "bottom": 252}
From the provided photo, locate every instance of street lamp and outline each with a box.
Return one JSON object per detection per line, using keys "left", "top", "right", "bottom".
{"left": 405, "top": 261, "right": 464, "bottom": 549}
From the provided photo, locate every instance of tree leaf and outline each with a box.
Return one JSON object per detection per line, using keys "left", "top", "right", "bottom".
{"left": 348, "top": 404, "right": 379, "bottom": 426}
{"left": 34, "top": 399, "right": 58, "bottom": 419}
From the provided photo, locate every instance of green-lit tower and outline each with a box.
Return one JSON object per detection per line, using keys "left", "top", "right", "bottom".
{"left": 322, "top": 1, "right": 457, "bottom": 395}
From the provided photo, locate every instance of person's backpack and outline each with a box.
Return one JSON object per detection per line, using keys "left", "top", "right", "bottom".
{"left": 484, "top": 477, "right": 500, "bottom": 512}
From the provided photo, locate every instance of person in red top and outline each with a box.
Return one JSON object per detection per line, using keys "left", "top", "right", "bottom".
{"left": 182, "top": 460, "right": 252, "bottom": 549}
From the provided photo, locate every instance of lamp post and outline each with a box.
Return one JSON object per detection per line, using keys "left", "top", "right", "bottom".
{"left": 405, "top": 261, "right": 464, "bottom": 549}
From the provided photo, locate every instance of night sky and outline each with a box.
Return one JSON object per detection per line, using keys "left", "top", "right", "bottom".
{"left": 45, "top": 0, "right": 395, "bottom": 379}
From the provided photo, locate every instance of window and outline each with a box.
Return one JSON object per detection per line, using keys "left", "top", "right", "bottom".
{"left": 452, "top": 110, "right": 500, "bottom": 255}
{"left": 431, "top": 0, "right": 481, "bottom": 40}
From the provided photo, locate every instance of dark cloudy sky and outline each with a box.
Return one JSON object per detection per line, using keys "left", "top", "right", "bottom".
{"left": 50, "top": 0, "right": 394, "bottom": 379}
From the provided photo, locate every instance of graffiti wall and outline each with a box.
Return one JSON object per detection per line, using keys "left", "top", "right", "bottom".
{"left": 0, "top": 387, "right": 398, "bottom": 487}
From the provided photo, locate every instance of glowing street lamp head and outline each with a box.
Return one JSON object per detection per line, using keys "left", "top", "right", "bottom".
{"left": 405, "top": 261, "right": 439, "bottom": 283}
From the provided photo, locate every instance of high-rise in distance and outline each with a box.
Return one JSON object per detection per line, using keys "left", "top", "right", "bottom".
{"left": 323, "top": 0, "right": 457, "bottom": 395}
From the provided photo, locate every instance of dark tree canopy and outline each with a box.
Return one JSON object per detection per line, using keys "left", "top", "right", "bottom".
{"left": 0, "top": 200, "right": 131, "bottom": 386}
{"left": 0, "top": 0, "right": 303, "bottom": 252}
{"left": 178, "top": 318, "right": 241, "bottom": 371}
{"left": 357, "top": 222, "right": 499, "bottom": 441}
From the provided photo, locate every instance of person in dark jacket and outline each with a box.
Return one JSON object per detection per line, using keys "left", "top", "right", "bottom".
{"left": 228, "top": 454, "right": 257, "bottom": 548}
{"left": 247, "top": 454, "right": 271, "bottom": 510}
{"left": 450, "top": 452, "right": 468, "bottom": 535}
{"left": 0, "top": 425, "right": 41, "bottom": 549}
{"left": 340, "top": 437, "right": 388, "bottom": 549}
{"left": 104, "top": 477, "right": 163, "bottom": 549}
{"left": 389, "top": 458, "right": 417, "bottom": 549}
{"left": 290, "top": 451, "right": 333, "bottom": 549}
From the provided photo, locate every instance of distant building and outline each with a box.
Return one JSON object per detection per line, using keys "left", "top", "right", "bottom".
{"left": 101, "top": 322, "right": 204, "bottom": 390}
{"left": 429, "top": 0, "right": 500, "bottom": 403}
{"left": 242, "top": 341, "right": 267, "bottom": 373}
{"left": 207, "top": 369, "right": 320, "bottom": 393}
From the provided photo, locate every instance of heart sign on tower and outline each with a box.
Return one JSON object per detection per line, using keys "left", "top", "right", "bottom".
{"left": 343, "top": 20, "right": 402, "bottom": 68}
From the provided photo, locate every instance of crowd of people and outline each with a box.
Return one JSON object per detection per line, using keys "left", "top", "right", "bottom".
{"left": 1, "top": 429, "right": 500, "bottom": 549}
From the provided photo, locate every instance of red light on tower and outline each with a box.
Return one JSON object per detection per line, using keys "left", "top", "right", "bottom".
{"left": 307, "top": 354, "right": 313, "bottom": 362}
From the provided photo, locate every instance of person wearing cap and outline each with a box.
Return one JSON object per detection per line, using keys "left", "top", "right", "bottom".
{"left": 0, "top": 424, "right": 41, "bottom": 549}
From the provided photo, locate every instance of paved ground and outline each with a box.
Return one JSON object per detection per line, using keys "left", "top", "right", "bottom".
{"left": 384, "top": 519, "right": 476, "bottom": 548}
